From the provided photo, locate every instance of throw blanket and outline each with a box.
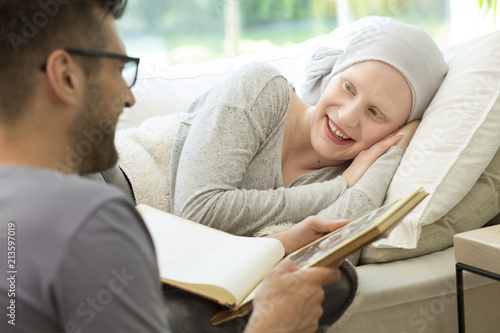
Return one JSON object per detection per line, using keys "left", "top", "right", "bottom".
{"left": 115, "top": 113, "right": 180, "bottom": 213}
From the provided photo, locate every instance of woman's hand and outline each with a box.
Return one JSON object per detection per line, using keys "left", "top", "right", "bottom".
{"left": 342, "top": 120, "right": 420, "bottom": 188}
{"left": 393, "top": 120, "right": 420, "bottom": 153}
{"left": 268, "top": 216, "right": 349, "bottom": 255}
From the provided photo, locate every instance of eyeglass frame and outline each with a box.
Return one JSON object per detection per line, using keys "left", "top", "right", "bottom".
{"left": 40, "top": 48, "right": 140, "bottom": 88}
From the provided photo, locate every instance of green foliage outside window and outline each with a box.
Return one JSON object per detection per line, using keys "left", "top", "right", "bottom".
{"left": 478, "top": 0, "right": 498, "bottom": 22}
{"left": 117, "top": 0, "right": 450, "bottom": 64}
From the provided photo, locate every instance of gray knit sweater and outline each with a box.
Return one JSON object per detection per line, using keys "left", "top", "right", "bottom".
{"left": 170, "top": 62, "right": 403, "bottom": 236}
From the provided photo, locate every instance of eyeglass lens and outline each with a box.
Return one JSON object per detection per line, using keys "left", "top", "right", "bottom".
{"left": 122, "top": 61, "right": 138, "bottom": 88}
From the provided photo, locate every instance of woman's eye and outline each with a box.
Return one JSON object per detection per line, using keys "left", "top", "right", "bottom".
{"left": 344, "top": 81, "right": 354, "bottom": 93}
{"left": 369, "top": 108, "right": 380, "bottom": 118}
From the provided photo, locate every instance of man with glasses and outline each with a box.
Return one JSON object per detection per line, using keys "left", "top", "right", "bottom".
{"left": 0, "top": 1, "right": 350, "bottom": 332}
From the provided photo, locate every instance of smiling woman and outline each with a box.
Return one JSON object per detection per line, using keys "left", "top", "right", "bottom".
{"left": 168, "top": 18, "right": 448, "bottom": 252}
{"left": 305, "top": 60, "right": 412, "bottom": 164}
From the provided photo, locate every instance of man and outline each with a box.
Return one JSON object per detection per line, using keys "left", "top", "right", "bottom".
{"left": 0, "top": 1, "right": 351, "bottom": 332}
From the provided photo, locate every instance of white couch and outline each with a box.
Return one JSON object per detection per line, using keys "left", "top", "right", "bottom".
{"left": 116, "top": 21, "right": 500, "bottom": 332}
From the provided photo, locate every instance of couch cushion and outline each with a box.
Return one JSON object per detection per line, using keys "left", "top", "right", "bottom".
{"left": 329, "top": 247, "right": 500, "bottom": 333}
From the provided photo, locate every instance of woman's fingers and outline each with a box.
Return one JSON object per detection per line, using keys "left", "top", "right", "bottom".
{"left": 342, "top": 120, "right": 421, "bottom": 188}
{"left": 393, "top": 120, "right": 420, "bottom": 152}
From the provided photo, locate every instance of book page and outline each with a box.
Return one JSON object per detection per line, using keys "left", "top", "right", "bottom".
{"left": 139, "top": 207, "right": 285, "bottom": 305}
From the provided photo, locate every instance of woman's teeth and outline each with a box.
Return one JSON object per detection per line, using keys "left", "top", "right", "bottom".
{"left": 328, "top": 120, "right": 351, "bottom": 141}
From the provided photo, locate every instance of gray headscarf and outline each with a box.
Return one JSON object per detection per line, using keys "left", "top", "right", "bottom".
{"left": 301, "top": 17, "right": 448, "bottom": 123}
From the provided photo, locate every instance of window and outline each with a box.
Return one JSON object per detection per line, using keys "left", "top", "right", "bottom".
{"left": 116, "top": 0, "right": 497, "bottom": 65}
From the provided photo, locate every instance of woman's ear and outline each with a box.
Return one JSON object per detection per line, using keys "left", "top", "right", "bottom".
{"left": 43, "top": 50, "right": 83, "bottom": 106}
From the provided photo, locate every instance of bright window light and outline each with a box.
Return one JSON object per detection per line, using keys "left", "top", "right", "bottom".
{"left": 116, "top": 0, "right": 498, "bottom": 65}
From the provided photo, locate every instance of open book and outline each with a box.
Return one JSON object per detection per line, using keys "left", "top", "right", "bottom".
{"left": 138, "top": 187, "right": 427, "bottom": 325}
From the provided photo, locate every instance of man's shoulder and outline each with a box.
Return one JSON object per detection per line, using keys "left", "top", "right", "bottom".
{"left": 50, "top": 169, "right": 130, "bottom": 206}
{"left": 0, "top": 166, "right": 143, "bottom": 273}
{"left": 0, "top": 166, "right": 134, "bottom": 222}
{"left": 48, "top": 170, "right": 135, "bottom": 220}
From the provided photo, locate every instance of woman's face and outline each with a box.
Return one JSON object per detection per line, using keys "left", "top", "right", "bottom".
{"left": 310, "top": 60, "right": 412, "bottom": 163}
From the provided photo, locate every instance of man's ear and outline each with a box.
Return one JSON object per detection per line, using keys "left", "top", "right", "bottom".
{"left": 43, "top": 50, "right": 84, "bottom": 106}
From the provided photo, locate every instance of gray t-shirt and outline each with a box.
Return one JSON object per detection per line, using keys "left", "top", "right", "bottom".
{"left": 0, "top": 166, "right": 169, "bottom": 333}
{"left": 170, "top": 62, "right": 403, "bottom": 236}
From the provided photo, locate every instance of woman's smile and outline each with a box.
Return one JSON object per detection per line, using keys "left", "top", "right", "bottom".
{"left": 324, "top": 116, "right": 355, "bottom": 145}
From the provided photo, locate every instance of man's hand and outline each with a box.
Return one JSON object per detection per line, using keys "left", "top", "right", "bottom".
{"left": 342, "top": 120, "right": 420, "bottom": 188}
{"left": 245, "top": 259, "right": 342, "bottom": 333}
{"left": 269, "top": 216, "right": 349, "bottom": 255}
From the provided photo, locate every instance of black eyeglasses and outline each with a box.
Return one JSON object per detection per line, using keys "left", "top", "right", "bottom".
{"left": 40, "top": 49, "right": 140, "bottom": 88}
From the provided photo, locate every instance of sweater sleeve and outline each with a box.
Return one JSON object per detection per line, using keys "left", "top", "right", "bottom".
{"left": 316, "top": 146, "right": 404, "bottom": 221}
{"left": 253, "top": 146, "right": 403, "bottom": 240}
{"left": 171, "top": 63, "right": 348, "bottom": 236}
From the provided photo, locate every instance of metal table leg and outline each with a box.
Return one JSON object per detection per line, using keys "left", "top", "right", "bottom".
{"left": 456, "top": 263, "right": 465, "bottom": 333}
{"left": 456, "top": 262, "right": 500, "bottom": 333}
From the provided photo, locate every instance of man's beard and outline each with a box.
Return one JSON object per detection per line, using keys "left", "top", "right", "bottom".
{"left": 67, "top": 80, "right": 119, "bottom": 175}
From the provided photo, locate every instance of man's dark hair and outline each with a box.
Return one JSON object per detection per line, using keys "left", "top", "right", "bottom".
{"left": 0, "top": 0, "right": 128, "bottom": 124}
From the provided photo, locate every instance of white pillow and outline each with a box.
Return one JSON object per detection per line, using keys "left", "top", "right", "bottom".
{"left": 373, "top": 31, "right": 500, "bottom": 249}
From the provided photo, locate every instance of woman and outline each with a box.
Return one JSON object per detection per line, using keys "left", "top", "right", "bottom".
{"left": 169, "top": 18, "right": 447, "bottom": 238}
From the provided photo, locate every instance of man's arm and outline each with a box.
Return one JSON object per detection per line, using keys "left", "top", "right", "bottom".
{"left": 53, "top": 200, "right": 169, "bottom": 333}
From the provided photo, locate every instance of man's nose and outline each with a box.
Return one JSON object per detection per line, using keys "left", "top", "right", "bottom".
{"left": 124, "top": 89, "right": 135, "bottom": 108}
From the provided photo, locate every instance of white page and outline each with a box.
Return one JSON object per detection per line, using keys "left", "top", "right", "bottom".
{"left": 140, "top": 208, "right": 285, "bottom": 304}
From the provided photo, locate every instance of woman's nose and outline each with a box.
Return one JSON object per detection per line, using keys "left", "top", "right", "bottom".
{"left": 338, "top": 103, "right": 360, "bottom": 128}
